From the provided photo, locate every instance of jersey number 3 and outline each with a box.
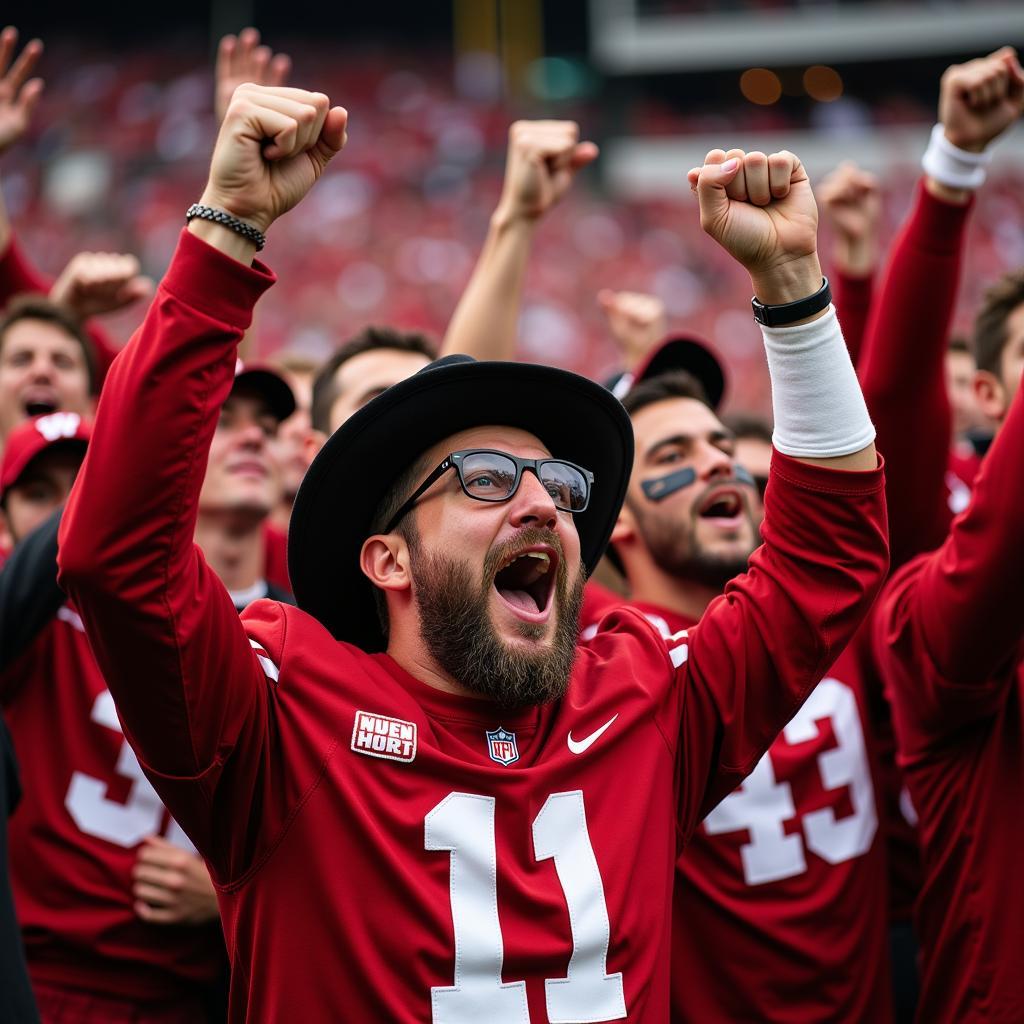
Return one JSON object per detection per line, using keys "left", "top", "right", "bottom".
{"left": 64, "top": 690, "right": 193, "bottom": 851}
{"left": 703, "top": 677, "right": 877, "bottom": 885}
{"left": 426, "top": 790, "right": 627, "bottom": 1023}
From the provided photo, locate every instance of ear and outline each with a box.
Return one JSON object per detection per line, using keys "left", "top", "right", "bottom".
{"left": 973, "top": 369, "right": 1008, "bottom": 423}
{"left": 304, "top": 430, "right": 327, "bottom": 467}
{"left": 610, "top": 501, "right": 637, "bottom": 549}
{"left": 359, "top": 533, "right": 412, "bottom": 595}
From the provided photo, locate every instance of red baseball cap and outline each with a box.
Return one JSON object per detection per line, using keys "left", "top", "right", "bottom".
{"left": 0, "top": 412, "right": 91, "bottom": 501}
{"left": 233, "top": 360, "right": 296, "bottom": 423}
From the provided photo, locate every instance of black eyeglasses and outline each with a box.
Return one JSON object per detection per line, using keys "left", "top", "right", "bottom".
{"left": 383, "top": 448, "right": 593, "bottom": 534}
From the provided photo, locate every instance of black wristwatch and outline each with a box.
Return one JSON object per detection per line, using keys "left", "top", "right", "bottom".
{"left": 751, "top": 277, "right": 831, "bottom": 327}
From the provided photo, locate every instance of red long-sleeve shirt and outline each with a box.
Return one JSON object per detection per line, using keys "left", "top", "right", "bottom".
{"left": 583, "top": 596, "right": 892, "bottom": 1024}
{"left": 833, "top": 269, "right": 874, "bottom": 368}
{"left": 873, "top": 382, "right": 1024, "bottom": 1023}
{"left": 858, "top": 181, "right": 972, "bottom": 569}
{"left": 58, "top": 229, "right": 888, "bottom": 1023}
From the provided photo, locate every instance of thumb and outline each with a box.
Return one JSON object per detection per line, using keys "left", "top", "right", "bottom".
{"left": 310, "top": 106, "right": 348, "bottom": 174}
{"left": 569, "top": 141, "right": 599, "bottom": 171}
{"left": 694, "top": 157, "right": 741, "bottom": 227}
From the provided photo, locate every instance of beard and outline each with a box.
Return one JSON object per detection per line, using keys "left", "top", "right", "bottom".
{"left": 409, "top": 527, "right": 585, "bottom": 709}
{"left": 628, "top": 488, "right": 757, "bottom": 591}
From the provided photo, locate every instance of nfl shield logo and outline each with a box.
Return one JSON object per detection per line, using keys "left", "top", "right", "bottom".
{"left": 486, "top": 727, "right": 520, "bottom": 766}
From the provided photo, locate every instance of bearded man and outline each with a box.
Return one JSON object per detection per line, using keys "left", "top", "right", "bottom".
{"left": 58, "top": 84, "right": 888, "bottom": 1022}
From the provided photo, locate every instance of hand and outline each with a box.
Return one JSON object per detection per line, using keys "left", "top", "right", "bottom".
{"left": 199, "top": 84, "right": 348, "bottom": 236}
{"left": 132, "top": 837, "right": 219, "bottom": 925}
{"left": 939, "top": 46, "right": 1024, "bottom": 153}
{"left": 688, "top": 148, "right": 821, "bottom": 304}
{"left": 597, "top": 289, "right": 667, "bottom": 370}
{"left": 817, "top": 161, "right": 881, "bottom": 276}
{"left": 494, "top": 120, "right": 598, "bottom": 225}
{"left": 215, "top": 27, "right": 291, "bottom": 125}
{"left": 0, "top": 27, "right": 44, "bottom": 156}
{"left": 50, "top": 251, "right": 153, "bottom": 319}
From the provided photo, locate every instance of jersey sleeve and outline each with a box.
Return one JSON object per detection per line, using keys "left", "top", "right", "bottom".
{"left": 662, "top": 451, "right": 890, "bottom": 835}
{"left": 57, "top": 229, "right": 278, "bottom": 881}
{"left": 858, "top": 181, "right": 971, "bottom": 569}
{"left": 833, "top": 269, "right": 874, "bottom": 368}
{"left": 873, "top": 382, "right": 1024, "bottom": 748}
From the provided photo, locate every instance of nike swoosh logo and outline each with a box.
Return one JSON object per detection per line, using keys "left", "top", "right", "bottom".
{"left": 567, "top": 715, "right": 619, "bottom": 755}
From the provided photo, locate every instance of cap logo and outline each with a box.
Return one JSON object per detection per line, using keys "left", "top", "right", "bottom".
{"left": 35, "top": 412, "right": 81, "bottom": 442}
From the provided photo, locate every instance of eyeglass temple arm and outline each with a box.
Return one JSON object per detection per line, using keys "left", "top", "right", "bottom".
{"left": 382, "top": 457, "right": 453, "bottom": 535}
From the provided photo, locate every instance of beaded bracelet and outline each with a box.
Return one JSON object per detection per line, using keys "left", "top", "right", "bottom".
{"left": 185, "top": 204, "right": 267, "bottom": 251}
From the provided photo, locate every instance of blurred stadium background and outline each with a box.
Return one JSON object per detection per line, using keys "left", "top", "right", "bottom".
{"left": 6, "top": 0, "right": 1024, "bottom": 413}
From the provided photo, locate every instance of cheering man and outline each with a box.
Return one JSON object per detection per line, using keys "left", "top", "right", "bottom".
{"left": 59, "top": 83, "right": 887, "bottom": 1021}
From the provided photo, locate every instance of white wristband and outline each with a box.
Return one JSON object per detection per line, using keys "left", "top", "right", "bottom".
{"left": 760, "top": 306, "right": 875, "bottom": 459}
{"left": 921, "top": 123, "right": 992, "bottom": 191}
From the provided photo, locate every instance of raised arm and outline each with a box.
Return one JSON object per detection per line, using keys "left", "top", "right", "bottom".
{"left": 58, "top": 85, "right": 348, "bottom": 877}
{"left": 0, "top": 28, "right": 43, "bottom": 269}
{"left": 816, "top": 161, "right": 881, "bottom": 365}
{"left": 440, "top": 120, "right": 597, "bottom": 360}
{"left": 667, "top": 148, "right": 888, "bottom": 824}
{"left": 875, "top": 380, "right": 1024, "bottom": 739}
{"left": 859, "top": 46, "right": 1024, "bottom": 568}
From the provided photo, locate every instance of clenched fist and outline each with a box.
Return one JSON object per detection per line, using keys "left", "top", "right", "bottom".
{"left": 494, "top": 120, "right": 598, "bottom": 225}
{"left": 198, "top": 84, "right": 348, "bottom": 238}
{"left": 50, "top": 251, "right": 153, "bottom": 320}
{"left": 688, "top": 148, "right": 821, "bottom": 305}
{"left": 939, "top": 46, "right": 1024, "bottom": 153}
{"left": 817, "top": 161, "right": 881, "bottom": 277}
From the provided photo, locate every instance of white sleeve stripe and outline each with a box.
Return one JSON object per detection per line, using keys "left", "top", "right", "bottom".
{"left": 248, "top": 638, "right": 280, "bottom": 682}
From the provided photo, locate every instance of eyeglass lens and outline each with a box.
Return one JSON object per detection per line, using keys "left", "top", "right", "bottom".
{"left": 459, "top": 452, "right": 588, "bottom": 511}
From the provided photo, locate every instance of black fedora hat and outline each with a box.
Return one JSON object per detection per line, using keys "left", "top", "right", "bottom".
{"left": 288, "top": 355, "right": 635, "bottom": 651}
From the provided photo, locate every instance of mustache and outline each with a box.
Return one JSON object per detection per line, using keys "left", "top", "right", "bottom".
{"left": 483, "top": 526, "right": 566, "bottom": 584}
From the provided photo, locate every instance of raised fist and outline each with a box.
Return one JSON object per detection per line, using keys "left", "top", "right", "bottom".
{"left": 689, "top": 148, "right": 821, "bottom": 303}
{"left": 199, "top": 84, "right": 348, "bottom": 235}
{"left": 939, "top": 46, "right": 1024, "bottom": 153}
{"left": 0, "top": 27, "right": 44, "bottom": 155}
{"left": 817, "top": 161, "right": 882, "bottom": 276}
{"left": 50, "top": 251, "right": 154, "bottom": 320}
{"left": 214, "top": 28, "right": 291, "bottom": 125}
{"left": 597, "top": 290, "right": 667, "bottom": 370}
{"left": 494, "top": 120, "right": 598, "bottom": 224}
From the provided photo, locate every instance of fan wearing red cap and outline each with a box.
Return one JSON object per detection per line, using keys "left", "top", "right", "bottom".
{"left": 0, "top": 412, "right": 234, "bottom": 1021}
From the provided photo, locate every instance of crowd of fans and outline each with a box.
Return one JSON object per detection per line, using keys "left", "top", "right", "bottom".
{"left": 2, "top": 34, "right": 1023, "bottom": 416}
{"left": 1, "top": 21, "right": 1023, "bottom": 1024}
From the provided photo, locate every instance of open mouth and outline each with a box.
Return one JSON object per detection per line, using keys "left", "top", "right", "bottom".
{"left": 697, "top": 486, "right": 744, "bottom": 523}
{"left": 22, "top": 399, "right": 57, "bottom": 417}
{"left": 492, "top": 546, "right": 557, "bottom": 620}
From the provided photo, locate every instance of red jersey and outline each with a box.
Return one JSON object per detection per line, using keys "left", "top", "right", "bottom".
{"left": 262, "top": 522, "right": 290, "bottom": 595}
{"left": 873, "top": 382, "right": 1024, "bottom": 1023}
{"left": 583, "top": 594, "right": 891, "bottom": 1023}
{"left": 0, "top": 604, "right": 225, "bottom": 1001}
{"left": 57, "top": 229, "right": 888, "bottom": 1023}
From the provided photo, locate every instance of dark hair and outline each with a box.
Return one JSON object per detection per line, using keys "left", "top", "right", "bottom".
{"left": 721, "top": 413, "right": 773, "bottom": 444}
{"left": 947, "top": 336, "right": 971, "bottom": 356}
{"left": 973, "top": 269, "right": 1024, "bottom": 377}
{"left": 0, "top": 295, "right": 97, "bottom": 393}
{"left": 311, "top": 326, "right": 436, "bottom": 433}
{"left": 621, "top": 370, "right": 710, "bottom": 417}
